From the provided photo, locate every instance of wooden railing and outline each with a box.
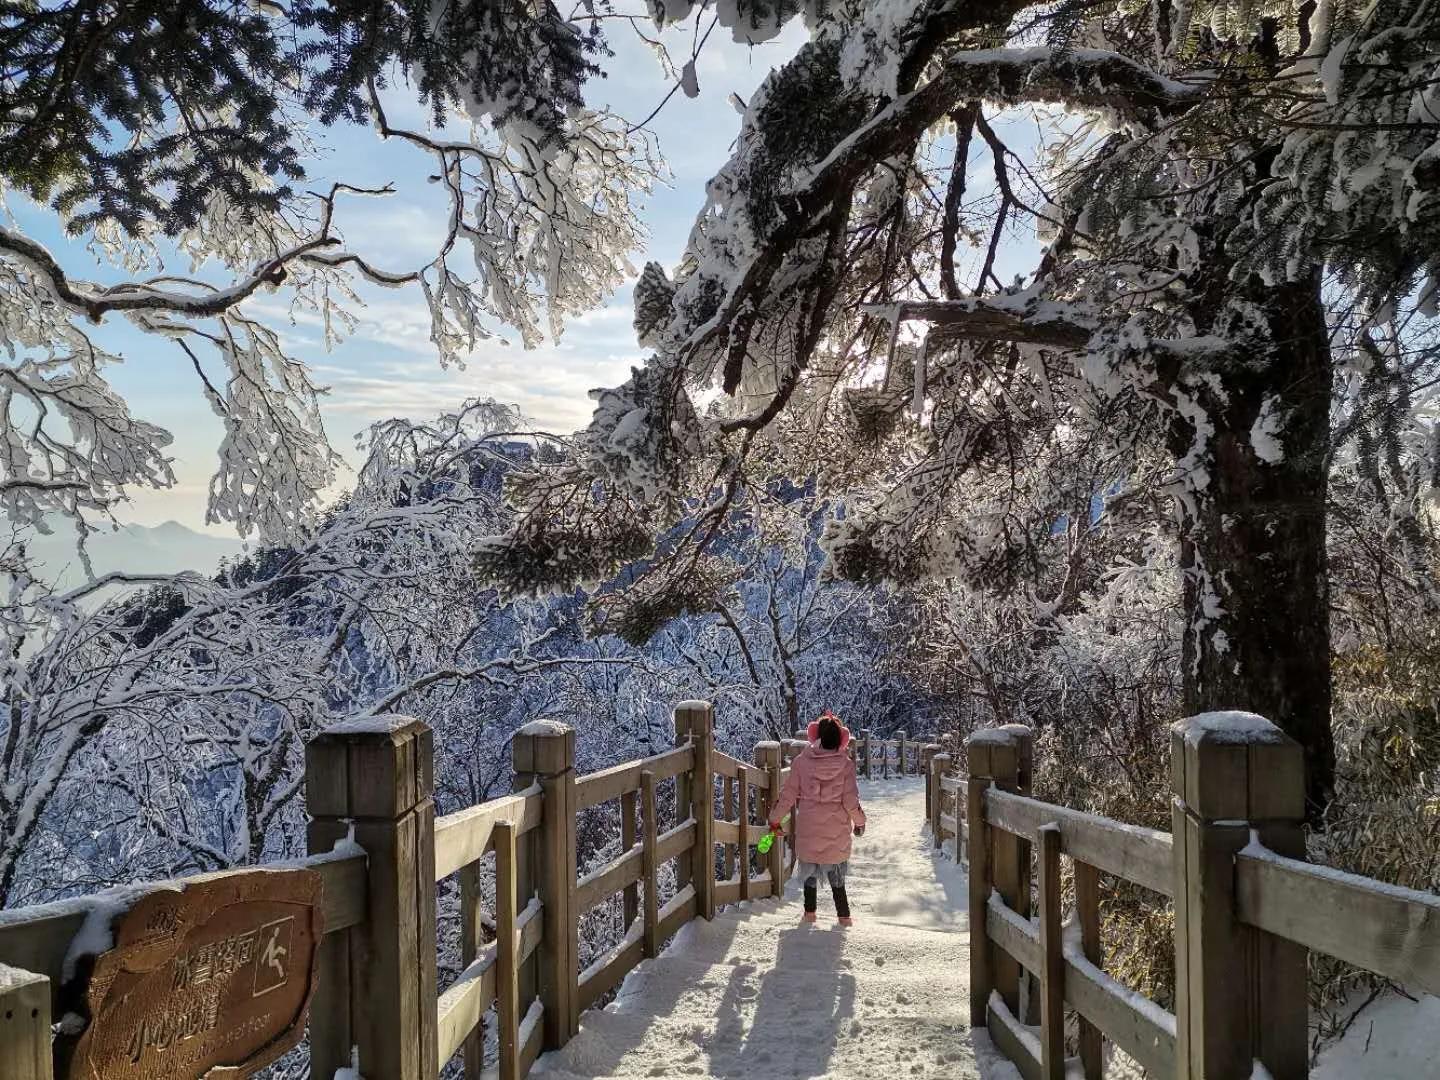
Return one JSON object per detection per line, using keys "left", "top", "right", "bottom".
{"left": 925, "top": 716, "right": 1440, "bottom": 1080}
{"left": 0, "top": 702, "right": 804, "bottom": 1080}
{"left": 849, "top": 728, "right": 934, "bottom": 780}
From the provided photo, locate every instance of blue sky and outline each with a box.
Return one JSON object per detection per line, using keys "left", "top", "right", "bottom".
{"left": 19, "top": 13, "right": 1038, "bottom": 538}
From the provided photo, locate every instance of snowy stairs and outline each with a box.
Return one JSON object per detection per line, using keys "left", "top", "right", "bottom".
{"left": 532, "top": 780, "right": 983, "bottom": 1080}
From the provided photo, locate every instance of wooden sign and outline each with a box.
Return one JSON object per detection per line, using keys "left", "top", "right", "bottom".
{"left": 60, "top": 868, "right": 324, "bottom": 1080}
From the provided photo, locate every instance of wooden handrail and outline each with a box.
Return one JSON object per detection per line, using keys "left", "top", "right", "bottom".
{"left": 434, "top": 787, "right": 544, "bottom": 881}
{"left": 1236, "top": 848, "right": 1440, "bottom": 997}
{"left": 983, "top": 787, "right": 1173, "bottom": 898}
{"left": 573, "top": 745, "right": 693, "bottom": 811}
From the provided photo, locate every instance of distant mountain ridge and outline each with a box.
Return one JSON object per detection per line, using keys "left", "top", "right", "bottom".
{"left": 20, "top": 520, "right": 246, "bottom": 589}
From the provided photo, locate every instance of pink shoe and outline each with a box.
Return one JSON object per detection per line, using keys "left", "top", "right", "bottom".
{"left": 838, "top": 917, "right": 854, "bottom": 928}
{"left": 801, "top": 911, "right": 817, "bottom": 923}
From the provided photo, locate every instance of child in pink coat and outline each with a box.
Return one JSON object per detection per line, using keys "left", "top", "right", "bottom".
{"left": 769, "top": 712, "right": 867, "bottom": 925}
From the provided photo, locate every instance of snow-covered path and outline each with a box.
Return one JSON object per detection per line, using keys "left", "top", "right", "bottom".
{"left": 533, "top": 778, "right": 981, "bottom": 1079}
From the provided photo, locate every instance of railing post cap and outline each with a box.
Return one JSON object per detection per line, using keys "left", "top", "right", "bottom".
{"left": 1171, "top": 711, "right": 1303, "bottom": 820}
{"left": 965, "top": 723, "right": 1032, "bottom": 780}
{"left": 307, "top": 714, "right": 433, "bottom": 818}
{"left": 512, "top": 719, "right": 575, "bottom": 775}
{"left": 673, "top": 699, "right": 714, "bottom": 737}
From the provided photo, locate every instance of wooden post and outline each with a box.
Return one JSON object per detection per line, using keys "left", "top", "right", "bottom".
{"left": 965, "top": 765, "right": 991, "bottom": 1027}
{"left": 675, "top": 700, "right": 717, "bottom": 921}
{"left": 862, "top": 729, "right": 873, "bottom": 779}
{"left": 511, "top": 721, "right": 578, "bottom": 1046}
{"left": 622, "top": 789, "right": 640, "bottom": 931}
{"left": 1037, "top": 824, "right": 1065, "bottom": 1080}
{"left": 967, "top": 724, "right": 1032, "bottom": 1026}
{"left": 641, "top": 770, "right": 660, "bottom": 957}
{"left": 930, "top": 751, "right": 948, "bottom": 850}
{"left": 1171, "top": 712, "right": 1308, "bottom": 1080}
{"left": 722, "top": 775, "right": 736, "bottom": 881}
{"left": 460, "top": 861, "right": 484, "bottom": 1080}
{"left": 757, "top": 742, "right": 784, "bottom": 898}
{"left": 738, "top": 765, "right": 751, "bottom": 901}
{"left": 897, "top": 731, "right": 907, "bottom": 775}
{"left": 921, "top": 744, "right": 938, "bottom": 816}
{"left": 306, "top": 717, "right": 438, "bottom": 1080}
{"left": 0, "top": 965, "right": 51, "bottom": 1080}
{"left": 495, "top": 820, "right": 521, "bottom": 1080}
{"left": 1075, "top": 860, "right": 1103, "bottom": 1080}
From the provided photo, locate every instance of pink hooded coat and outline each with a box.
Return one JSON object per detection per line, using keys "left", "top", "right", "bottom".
{"left": 770, "top": 722, "right": 867, "bottom": 865}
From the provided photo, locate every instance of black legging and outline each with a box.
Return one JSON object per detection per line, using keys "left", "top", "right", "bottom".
{"left": 803, "top": 868, "right": 850, "bottom": 918}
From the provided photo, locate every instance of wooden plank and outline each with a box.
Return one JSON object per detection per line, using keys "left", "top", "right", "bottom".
{"left": 577, "top": 934, "right": 644, "bottom": 1012}
{"left": 518, "top": 898, "right": 544, "bottom": 965}
{"left": 722, "top": 775, "right": 736, "bottom": 880}
{"left": 940, "top": 812, "right": 959, "bottom": 837}
{"left": 436, "top": 945, "right": 497, "bottom": 1068}
{"left": 986, "top": 891, "right": 1042, "bottom": 974}
{"left": 572, "top": 746, "right": 693, "bottom": 811}
{"left": 460, "top": 861, "right": 484, "bottom": 1080}
{"left": 656, "top": 819, "right": 696, "bottom": 865}
{"left": 434, "top": 789, "right": 544, "bottom": 881}
{"left": 967, "top": 777, "right": 992, "bottom": 1027}
{"left": 519, "top": 1001, "right": 544, "bottom": 1078}
{"left": 715, "top": 879, "right": 742, "bottom": 906}
{"left": 987, "top": 995, "right": 1042, "bottom": 1080}
{"left": 496, "top": 821, "right": 520, "bottom": 1080}
{"left": 0, "top": 965, "right": 51, "bottom": 1080}
{"left": 1074, "top": 860, "right": 1103, "bottom": 1080}
{"left": 657, "top": 884, "right": 698, "bottom": 943}
{"left": 1036, "top": 826, "right": 1064, "bottom": 1080}
{"left": 985, "top": 788, "right": 1173, "bottom": 898}
{"left": 1063, "top": 949, "right": 1176, "bottom": 1079}
{"left": 575, "top": 846, "right": 644, "bottom": 913}
{"left": 738, "top": 768, "right": 751, "bottom": 901}
{"left": 712, "top": 752, "right": 740, "bottom": 780}
{"left": 713, "top": 819, "right": 740, "bottom": 845}
{"left": 621, "top": 790, "right": 639, "bottom": 930}
{"left": 642, "top": 771, "right": 660, "bottom": 959}
{"left": 1236, "top": 850, "right": 1440, "bottom": 997}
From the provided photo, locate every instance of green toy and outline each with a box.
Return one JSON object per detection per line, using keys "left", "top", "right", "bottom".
{"left": 756, "top": 814, "right": 791, "bottom": 855}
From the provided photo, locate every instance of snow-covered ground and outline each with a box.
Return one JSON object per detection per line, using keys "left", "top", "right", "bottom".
{"left": 1313, "top": 992, "right": 1440, "bottom": 1079}
{"left": 533, "top": 778, "right": 980, "bottom": 1079}
{"left": 529, "top": 777, "right": 1438, "bottom": 1079}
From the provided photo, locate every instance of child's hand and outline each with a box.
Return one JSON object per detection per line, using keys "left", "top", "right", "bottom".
{"left": 768, "top": 821, "right": 784, "bottom": 835}
{"left": 853, "top": 824, "right": 865, "bottom": 837}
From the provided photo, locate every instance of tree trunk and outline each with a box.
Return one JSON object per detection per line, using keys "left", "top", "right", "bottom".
{"left": 1173, "top": 273, "right": 1335, "bottom": 819}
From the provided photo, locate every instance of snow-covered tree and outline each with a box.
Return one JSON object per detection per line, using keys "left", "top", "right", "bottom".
{"left": 486, "top": 0, "right": 1440, "bottom": 815}
{"left": 0, "top": 0, "right": 655, "bottom": 542}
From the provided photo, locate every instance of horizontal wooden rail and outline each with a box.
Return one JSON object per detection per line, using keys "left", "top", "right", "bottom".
{"left": 710, "top": 751, "right": 769, "bottom": 789}
{"left": 437, "top": 898, "right": 543, "bottom": 1067}
{"left": 1063, "top": 942, "right": 1176, "bottom": 1077}
{"left": 575, "top": 846, "right": 643, "bottom": 914}
{"left": 986, "top": 994, "right": 1041, "bottom": 1080}
{"left": 985, "top": 788, "right": 1173, "bottom": 898}
{"left": 574, "top": 746, "right": 692, "bottom": 811}
{"left": 984, "top": 892, "right": 1176, "bottom": 1078}
{"left": 577, "top": 927, "right": 644, "bottom": 1012}
{"left": 656, "top": 819, "right": 696, "bottom": 865}
{"left": 657, "top": 884, "right": 697, "bottom": 942}
{"left": 1237, "top": 848, "right": 1440, "bottom": 997}
{"left": 434, "top": 787, "right": 544, "bottom": 881}
{"left": 941, "top": 775, "right": 965, "bottom": 794}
